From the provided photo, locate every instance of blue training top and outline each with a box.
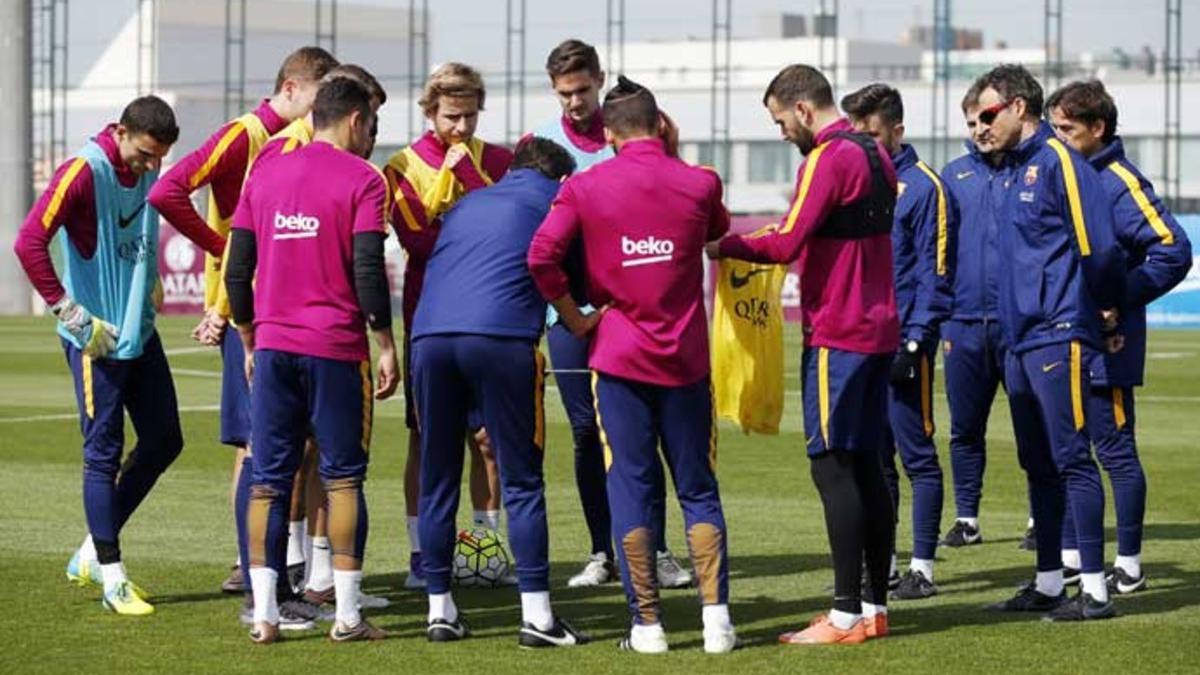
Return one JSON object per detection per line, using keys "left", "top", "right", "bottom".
{"left": 411, "top": 169, "right": 561, "bottom": 341}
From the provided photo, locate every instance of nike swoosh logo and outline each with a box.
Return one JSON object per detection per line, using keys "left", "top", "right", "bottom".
{"left": 1042, "top": 362, "right": 1062, "bottom": 373}
{"left": 730, "top": 267, "right": 770, "bottom": 289}
{"left": 118, "top": 202, "right": 146, "bottom": 228}
{"left": 521, "top": 626, "right": 579, "bottom": 645}
{"left": 956, "top": 171, "right": 974, "bottom": 180}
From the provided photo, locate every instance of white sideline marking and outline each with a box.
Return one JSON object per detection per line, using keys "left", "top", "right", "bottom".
{"left": 0, "top": 405, "right": 220, "bottom": 424}
{"left": 172, "top": 368, "right": 221, "bottom": 379}
{"left": 164, "top": 346, "right": 213, "bottom": 356}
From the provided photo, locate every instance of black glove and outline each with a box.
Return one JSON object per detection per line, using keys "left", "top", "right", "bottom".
{"left": 890, "top": 340, "right": 922, "bottom": 384}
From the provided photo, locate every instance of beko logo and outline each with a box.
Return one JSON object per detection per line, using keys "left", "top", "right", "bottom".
{"left": 620, "top": 235, "right": 674, "bottom": 267}
{"left": 274, "top": 212, "right": 320, "bottom": 239}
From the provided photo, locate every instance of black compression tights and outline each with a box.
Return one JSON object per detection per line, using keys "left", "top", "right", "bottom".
{"left": 810, "top": 448, "right": 896, "bottom": 613}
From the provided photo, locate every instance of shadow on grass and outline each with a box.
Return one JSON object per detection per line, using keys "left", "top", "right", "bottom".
{"left": 357, "top": 555, "right": 833, "bottom": 648}
{"left": 880, "top": 560, "right": 1200, "bottom": 637}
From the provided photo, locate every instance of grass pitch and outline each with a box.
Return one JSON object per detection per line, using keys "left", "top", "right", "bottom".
{"left": 1, "top": 316, "right": 1198, "bottom": 673}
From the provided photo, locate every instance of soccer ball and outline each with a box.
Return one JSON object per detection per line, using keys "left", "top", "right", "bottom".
{"left": 452, "top": 527, "right": 512, "bottom": 588}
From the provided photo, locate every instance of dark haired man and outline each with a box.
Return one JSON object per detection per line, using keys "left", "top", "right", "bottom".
{"left": 412, "top": 137, "right": 590, "bottom": 648}
{"left": 226, "top": 77, "right": 396, "bottom": 645}
{"left": 1047, "top": 79, "right": 1192, "bottom": 594}
{"left": 841, "top": 83, "right": 957, "bottom": 601}
{"left": 14, "top": 95, "right": 183, "bottom": 616}
{"left": 973, "top": 64, "right": 1126, "bottom": 621}
{"left": 147, "top": 45, "right": 339, "bottom": 602}
{"left": 244, "top": 63, "right": 393, "bottom": 619}
{"left": 530, "top": 76, "right": 736, "bottom": 654}
{"left": 528, "top": 38, "right": 691, "bottom": 590}
{"left": 937, "top": 82, "right": 1036, "bottom": 551}
{"left": 707, "top": 64, "right": 898, "bottom": 645}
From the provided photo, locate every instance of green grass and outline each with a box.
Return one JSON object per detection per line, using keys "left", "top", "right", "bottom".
{"left": 1, "top": 316, "right": 1198, "bottom": 674}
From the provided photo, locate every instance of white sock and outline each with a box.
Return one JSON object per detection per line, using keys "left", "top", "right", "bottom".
{"left": 287, "top": 520, "right": 306, "bottom": 566}
{"left": 520, "top": 591, "right": 554, "bottom": 631}
{"left": 428, "top": 592, "right": 458, "bottom": 623}
{"left": 910, "top": 558, "right": 935, "bottom": 582}
{"left": 701, "top": 603, "right": 732, "bottom": 632}
{"left": 473, "top": 510, "right": 500, "bottom": 531}
{"left": 1062, "top": 548, "right": 1082, "bottom": 569}
{"left": 334, "top": 569, "right": 363, "bottom": 628}
{"left": 407, "top": 516, "right": 421, "bottom": 553}
{"left": 889, "top": 554, "right": 897, "bottom": 577}
{"left": 958, "top": 517, "right": 979, "bottom": 528}
{"left": 1080, "top": 572, "right": 1109, "bottom": 602}
{"left": 1114, "top": 554, "right": 1141, "bottom": 578}
{"left": 100, "top": 561, "right": 127, "bottom": 593}
{"left": 307, "top": 536, "right": 334, "bottom": 592}
{"left": 302, "top": 530, "right": 314, "bottom": 586}
{"left": 1035, "top": 569, "right": 1064, "bottom": 597}
{"left": 828, "top": 609, "right": 860, "bottom": 630}
{"left": 79, "top": 535, "right": 97, "bottom": 561}
{"left": 249, "top": 567, "right": 280, "bottom": 625}
{"left": 861, "top": 602, "right": 887, "bottom": 618}
{"left": 631, "top": 622, "right": 665, "bottom": 640}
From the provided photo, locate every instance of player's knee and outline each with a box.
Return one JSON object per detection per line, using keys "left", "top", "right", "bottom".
{"left": 322, "top": 475, "right": 364, "bottom": 494}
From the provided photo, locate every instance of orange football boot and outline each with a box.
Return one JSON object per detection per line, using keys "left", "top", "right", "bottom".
{"left": 779, "top": 614, "right": 867, "bottom": 645}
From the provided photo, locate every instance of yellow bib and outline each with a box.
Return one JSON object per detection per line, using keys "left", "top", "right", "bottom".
{"left": 711, "top": 258, "right": 787, "bottom": 435}
{"left": 385, "top": 137, "right": 494, "bottom": 223}
{"left": 203, "top": 112, "right": 271, "bottom": 315}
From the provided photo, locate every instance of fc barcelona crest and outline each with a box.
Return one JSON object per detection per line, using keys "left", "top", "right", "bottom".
{"left": 1024, "top": 165, "right": 1039, "bottom": 186}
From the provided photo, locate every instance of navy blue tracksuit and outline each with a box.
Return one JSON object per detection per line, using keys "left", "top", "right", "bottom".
{"left": 995, "top": 123, "right": 1126, "bottom": 576}
{"left": 881, "top": 144, "right": 957, "bottom": 561}
{"left": 411, "top": 169, "right": 559, "bottom": 594}
{"left": 940, "top": 143, "right": 1007, "bottom": 521}
{"left": 65, "top": 332, "right": 183, "bottom": 559}
{"left": 1060, "top": 138, "right": 1192, "bottom": 558}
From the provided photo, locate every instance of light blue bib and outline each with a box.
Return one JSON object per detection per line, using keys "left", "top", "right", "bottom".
{"left": 57, "top": 140, "right": 160, "bottom": 359}
{"left": 533, "top": 118, "right": 610, "bottom": 326}
{"left": 532, "top": 117, "right": 614, "bottom": 173}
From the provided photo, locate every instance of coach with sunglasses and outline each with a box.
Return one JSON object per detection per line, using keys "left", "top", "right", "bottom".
{"left": 973, "top": 64, "right": 1126, "bottom": 622}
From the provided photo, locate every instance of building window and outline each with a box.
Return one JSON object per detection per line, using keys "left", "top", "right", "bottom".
{"left": 697, "top": 142, "right": 732, "bottom": 181}
{"left": 747, "top": 141, "right": 794, "bottom": 184}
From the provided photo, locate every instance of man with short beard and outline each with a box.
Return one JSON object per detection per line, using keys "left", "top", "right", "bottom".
{"left": 707, "top": 64, "right": 898, "bottom": 645}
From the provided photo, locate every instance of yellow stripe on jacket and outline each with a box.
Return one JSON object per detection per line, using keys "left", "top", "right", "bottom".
{"left": 1047, "top": 138, "right": 1091, "bottom": 257}
{"left": 915, "top": 160, "right": 949, "bottom": 276}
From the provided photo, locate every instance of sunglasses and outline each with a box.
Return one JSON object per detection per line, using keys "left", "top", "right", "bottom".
{"left": 977, "top": 99, "right": 1014, "bottom": 125}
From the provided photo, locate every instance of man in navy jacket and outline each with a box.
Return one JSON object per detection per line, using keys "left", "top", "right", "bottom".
{"left": 978, "top": 65, "right": 1125, "bottom": 622}
{"left": 842, "top": 83, "right": 957, "bottom": 600}
{"left": 939, "top": 83, "right": 1038, "bottom": 551}
{"left": 1047, "top": 79, "right": 1192, "bottom": 595}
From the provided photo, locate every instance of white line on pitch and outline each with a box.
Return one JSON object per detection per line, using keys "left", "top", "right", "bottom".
{"left": 0, "top": 404, "right": 220, "bottom": 424}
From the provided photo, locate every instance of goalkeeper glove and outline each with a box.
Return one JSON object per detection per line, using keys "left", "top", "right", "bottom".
{"left": 52, "top": 297, "right": 119, "bottom": 359}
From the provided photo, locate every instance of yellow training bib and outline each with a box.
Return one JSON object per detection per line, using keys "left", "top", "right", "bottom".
{"left": 711, "top": 258, "right": 787, "bottom": 435}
